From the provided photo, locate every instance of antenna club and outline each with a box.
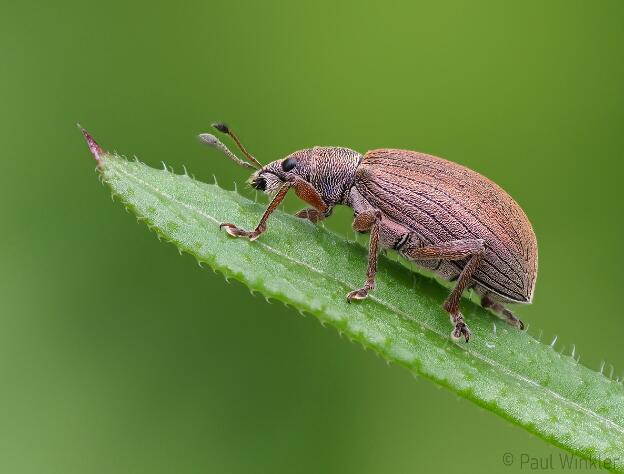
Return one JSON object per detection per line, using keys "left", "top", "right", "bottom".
{"left": 204, "top": 121, "right": 262, "bottom": 169}
{"left": 212, "top": 122, "right": 230, "bottom": 134}
{"left": 198, "top": 133, "right": 219, "bottom": 146}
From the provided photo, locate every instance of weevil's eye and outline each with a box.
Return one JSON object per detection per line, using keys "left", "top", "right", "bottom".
{"left": 281, "top": 157, "right": 297, "bottom": 172}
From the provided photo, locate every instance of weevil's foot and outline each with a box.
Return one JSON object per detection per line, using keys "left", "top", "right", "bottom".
{"left": 502, "top": 308, "right": 525, "bottom": 330}
{"left": 517, "top": 318, "right": 525, "bottom": 330}
{"left": 451, "top": 321, "right": 471, "bottom": 342}
{"left": 220, "top": 223, "right": 254, "bottom": 239}
{"left": 295, "top": 208, "right": 324, "bottom": 224}
{"left": 449, "top": 313, "right": 471, "bottom": 342}
{"left": 481, "top": 295, "right": 525, "bottom": 330}
{"left": 346, "top": 288, "right": 369, "bottom": 302}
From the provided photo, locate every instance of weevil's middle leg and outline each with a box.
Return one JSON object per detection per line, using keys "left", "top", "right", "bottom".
{"left": 402, "top": 239, "right": 486, "bottom": 342}
{"left": 346, "top": 210, "right": 382, "bottom": 302}
{"left": 444, "top": 251, "right": 483, "bottom": 342}
{"left": 481, "top": 293, "right": 525, "bottom": 330}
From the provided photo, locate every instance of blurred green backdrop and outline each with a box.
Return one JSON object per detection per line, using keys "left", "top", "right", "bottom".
{"left": 1, "top": 1, "right": 623, "bottom": 473}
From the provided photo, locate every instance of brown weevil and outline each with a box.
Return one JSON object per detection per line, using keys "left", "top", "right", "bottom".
{"left": 200, "top": 123, "right": 538, "bottom": 342}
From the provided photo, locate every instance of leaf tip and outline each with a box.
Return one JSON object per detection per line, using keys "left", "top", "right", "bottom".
{"left": 78, "top": 124, "right": 105, "bottom": 166}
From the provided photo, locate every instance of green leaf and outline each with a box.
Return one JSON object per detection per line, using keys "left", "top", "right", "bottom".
{"left": 84, "top": 131, "right": 624, "bottom": 471}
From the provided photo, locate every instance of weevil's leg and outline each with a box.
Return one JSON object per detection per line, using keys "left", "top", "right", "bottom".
{"left": 290, "top": 176, "right": 329, "bottom": 213}
{"left": 402, "top": 239, "right": 486, "bottom": 342}
{"left": 295, "top": 208, "right": 324, "bottom": 223}
{"left": 292, "top": 177, "right": 330, "bottom": 224}
{"left": 481, "top": 293, "right": 525, "bottom": 330}
{"left": 295, "top": 207, "right": 333, "bottom": 224}
{"left": 220, "top": 182, "right": 292, "bottom": 241}
{"left": 221, "top": 176, "right": 328, "bottom": 240}
{"left": 346, "top": 210, "right": 383, "bottom": 302}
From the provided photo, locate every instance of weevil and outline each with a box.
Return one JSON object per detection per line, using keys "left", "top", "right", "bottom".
{"left": 200, "top": 123, "right": 538, "bottom": 342}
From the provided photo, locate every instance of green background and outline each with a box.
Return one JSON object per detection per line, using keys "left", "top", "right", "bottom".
{"left": 1, "top": 1, "right": 623, "bottom": 472}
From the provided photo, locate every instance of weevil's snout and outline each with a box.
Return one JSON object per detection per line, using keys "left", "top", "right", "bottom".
{"left": 249, "top": 169, "right": 284, "bottom": 194}
{"left": 250, "top": 175, "right": 266, "bottom": 191}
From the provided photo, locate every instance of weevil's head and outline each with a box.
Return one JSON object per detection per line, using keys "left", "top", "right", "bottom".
{"left": 250, "top": 146, "right": 362, "bottom": 205}
{"left": 199, "top": 123, "right": 362, "bottom": 206}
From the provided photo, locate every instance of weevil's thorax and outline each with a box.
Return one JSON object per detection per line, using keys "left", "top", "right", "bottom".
{"left": 250, "top": 146, "right": 362, "bottom": 205}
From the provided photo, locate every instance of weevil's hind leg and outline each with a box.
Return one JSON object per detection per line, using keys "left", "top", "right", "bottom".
{"left": 346, "top": 210, "right": 382, "bottom": 302}
{"left": 480, "top": 292, "right": 525, "bottom": 330}
{"left": 402, "top": 239, "right": 486, "bottom": 342}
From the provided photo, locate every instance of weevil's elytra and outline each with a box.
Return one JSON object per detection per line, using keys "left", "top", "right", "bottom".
{"left": 200, "top": 123, "right": 538, "bottom": 342}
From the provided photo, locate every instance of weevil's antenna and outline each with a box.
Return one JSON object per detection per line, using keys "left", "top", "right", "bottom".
{"left": 198, "top": 133, "right": 259, "bottom": 170}
{"left": 212, "top": 122, "right": 263, "bottom": 169}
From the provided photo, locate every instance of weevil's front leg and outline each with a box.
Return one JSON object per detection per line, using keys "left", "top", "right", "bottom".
{"left": 220, "top": 181, "right": 292, "bottom": 241}
{"left": 402, "top": 239, "right": 486, "bottom": 342}
{"left": 291, "top": 176, "right": 330, "bottom": 224}
{"left": 291, "top": 176, "right": 329, "bottom": 214}
{"left": 347, "top": 210, "right": 382, "bottom": 302}
{"left": 295, "top": 207, "right": 333, "bottom": 224}
{"left": 221, "top": 176, "right": 329, "bottom": 240}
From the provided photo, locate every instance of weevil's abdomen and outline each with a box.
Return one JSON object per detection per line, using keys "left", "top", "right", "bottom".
{"left": 356, "top": 149, "right": 538, "bottom": 303}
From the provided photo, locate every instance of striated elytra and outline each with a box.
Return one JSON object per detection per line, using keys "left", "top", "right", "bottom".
{"left": 200, "top": 123, "right": 537, "bottom": 342}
